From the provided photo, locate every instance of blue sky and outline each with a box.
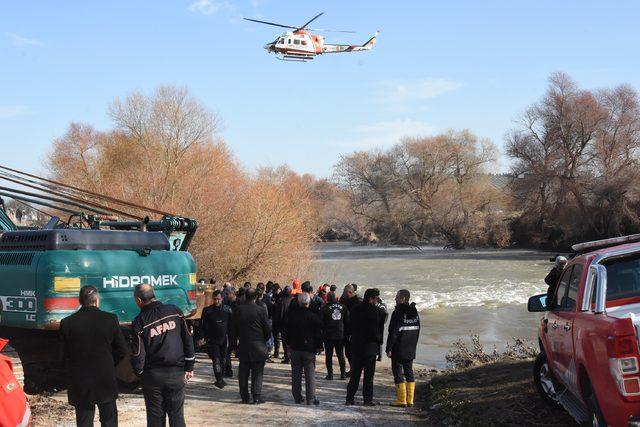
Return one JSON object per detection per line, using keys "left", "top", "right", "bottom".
{"left": 2, "top": 1, "right": 640, "bottom": 177}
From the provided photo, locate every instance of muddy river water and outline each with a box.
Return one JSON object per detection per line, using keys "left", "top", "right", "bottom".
{"left": 311, "top": 243, "right": 553, "bottom": 368}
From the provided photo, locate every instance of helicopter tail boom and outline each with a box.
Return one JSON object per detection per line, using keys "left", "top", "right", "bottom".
{"left": 323, "top": 31, "right": 379, "bottom": 54}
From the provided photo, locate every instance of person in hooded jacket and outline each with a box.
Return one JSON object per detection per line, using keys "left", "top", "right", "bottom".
{"left": 386, "top": 289, "right": 420, "bottom": 408}
{"left": 320, "top": 292, "right": 349, "bottom": 380}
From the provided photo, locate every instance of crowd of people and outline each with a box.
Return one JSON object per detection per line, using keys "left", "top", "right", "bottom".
{"left": 198, "top": 279, "right": 421, "bottom": 410}
{"left": 26, "top": 280, "right": 421, "bottom": 427}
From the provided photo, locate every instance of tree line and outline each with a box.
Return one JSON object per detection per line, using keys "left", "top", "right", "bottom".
{"left": 45, "top": 72, "right": 640, "bottom": 283}
{"left": 323, "top": 72, "right": 640, "bottom": 250}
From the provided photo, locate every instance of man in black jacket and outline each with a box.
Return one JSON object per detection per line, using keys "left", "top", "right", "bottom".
{"left": 231, "top": 288, "right": 271, "bottom": 404}
{"left": 320, "top": 292, "right": 349, "bottom": 380}
{"left": 287, "top": 293, "right": 323, "bottom": 405}
{"left": 201, "top": 290, "right": 232, "bottom": 389}
{"left": 272, "top": 286, "right": 291, "bottom": 362}
{"left": 386, "top": 289, "right": 421, "bottom": 408}
{"left": 545, "top": 255, "right": 567, "bottom": 303}
{"left": 131, "top": 284, "right": 195, "bottom": 427}
{"left": 60, "top": 286, "right": 128, "bottom": 427}
{"left": 340, "top": 284, "right": 361, "bottom": 376}
{"left": 222, "top": 286, "right": 237, "bottom": 378}
{"left": 345, "top": 288, "right": 384, "bottom": 406}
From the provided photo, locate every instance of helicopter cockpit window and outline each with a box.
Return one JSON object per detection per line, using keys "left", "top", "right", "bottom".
{"left": 301, "top": 40, "right": 307, "bottom": 45}
{"left": 293, "top": 39, "right": 300, "bottom": 45}
{"left": 279, "top": 38, "right": 284, "bottom": 44}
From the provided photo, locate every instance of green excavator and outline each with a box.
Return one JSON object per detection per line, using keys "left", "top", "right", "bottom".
{"left": 0, "top": 165, "right": 198, "bottom": 393}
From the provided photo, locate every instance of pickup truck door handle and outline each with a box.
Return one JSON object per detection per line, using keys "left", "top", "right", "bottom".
{"left": 551, "top": 321, "right": 558, "bottom": 330}
{"left": 563, "top": 323, "right": 571, "bottom": 332}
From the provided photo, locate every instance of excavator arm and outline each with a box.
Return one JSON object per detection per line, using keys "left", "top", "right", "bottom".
{"left": 0, "top": 197, "right": 17, "bottom": 232}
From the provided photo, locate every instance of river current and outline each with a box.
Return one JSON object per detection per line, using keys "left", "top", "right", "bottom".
{"left": 310, "top": 243, "right": 553, "bottom": 368}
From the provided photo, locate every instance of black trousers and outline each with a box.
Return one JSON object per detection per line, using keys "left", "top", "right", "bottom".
{"left": 141, "top": 369, "right": 186, "bottom": 427}
{"left": 323, "top": 339, "right": 346, "bottom": 375}
{"left": 290, "top": 350, "right": 316, "bottom": 402}
{"left": 238, "top": 360, "right": 265, "bottom": 402}
{"left": 74, "top": 401, "right": 117, "bottom": 427}
{"left": 272, "top": 327, "right": 282, "bottom": 357}
{"left": 207, "top": 340, "right": 228, "bottom": 383}
{"left": 280, "top": 331, "right": 290, "bottom": 361}
{"left": 346, "top": 354, "right": 377, "bottom": 403}
{"left": 391, "top": 358, "right": 415, "bottom": 383}
{"left": 224, "top": 342, "right": 233, "bottom": 377}
{"left": 343, "top": 336, "right": 352, "bottom": 370}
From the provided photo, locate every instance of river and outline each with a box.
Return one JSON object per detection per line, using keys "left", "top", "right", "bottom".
{"left": 310, "top": 243, "right": 553, "bottom": 368}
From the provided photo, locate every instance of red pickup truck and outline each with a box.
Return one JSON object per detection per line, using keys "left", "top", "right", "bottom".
{"left": 529, "top": 235, "right": 640, "bottom": 427}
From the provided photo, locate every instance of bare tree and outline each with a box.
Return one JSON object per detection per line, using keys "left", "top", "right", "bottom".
{"left": 507, "top": 73, "right": 640, "bottom": 248}
{"left": 47, "top": 85, "right": 314, "bottom": 283}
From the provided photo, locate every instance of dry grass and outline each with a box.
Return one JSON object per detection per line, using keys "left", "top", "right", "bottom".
{"left": 445, "top": 334, "right": 538, "bottom": 370}
{"left": 422, "top": 359, "right": 576, "bottom": 426}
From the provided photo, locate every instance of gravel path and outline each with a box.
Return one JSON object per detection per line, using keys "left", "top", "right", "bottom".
{"left": 32, "top": 353, "right": 430, "bottom": 426}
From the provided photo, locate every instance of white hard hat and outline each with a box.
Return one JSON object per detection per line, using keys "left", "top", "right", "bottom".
{"left": 555, "top": 256, "right": 568, "bottom": 268}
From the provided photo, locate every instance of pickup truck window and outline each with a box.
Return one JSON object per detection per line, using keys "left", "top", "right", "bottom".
{"left": 566, "top": 264, "right": 583, "bottom": 310}
{"left": 552, "top": 266, "right": 573, "bottom": 310}
{"left": 603, "top": 255, "right": 640, "bottom": 301}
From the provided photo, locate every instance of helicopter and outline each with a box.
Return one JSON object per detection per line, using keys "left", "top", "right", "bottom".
{"left": 244, "top": 12, "right": 378, "bottom": 62}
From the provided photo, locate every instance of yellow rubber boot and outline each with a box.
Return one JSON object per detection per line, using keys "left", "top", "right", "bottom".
{"left": 406, "top": 382, "right": 416, "bottom": 407}
{"left": 391, "top": 382, "right": 407, "bottom": 407}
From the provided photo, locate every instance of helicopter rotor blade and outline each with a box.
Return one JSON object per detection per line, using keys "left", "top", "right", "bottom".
{"left": 243, "top": 18, "right": 297, "bottom": 29}
{"left": 296, "top": 12, "right": 324, "bottom": 31}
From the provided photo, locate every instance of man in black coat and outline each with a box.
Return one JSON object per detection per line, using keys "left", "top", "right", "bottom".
{"left": 340, "top": 284, "right": 361, "bottom": 376}
{"left": 222, "top": 286, "right": 237, "bottom": 378}
{"left": 345, "top": 288, "right": 385, "bottom": 406}
{"left": 386, "top": 289, "right": 421, "bottom": 408}
{"left": 320, "top": 292, "right": 349, "bottom": 380}
{"left": 287, "top": 292, "right": 323, "bottom": 405}
{"left": 60, "top": 286, "right": 128, "bottom": 427}
{"left": 200, "top": 290, "right": 232, "bottom": 389}
{"left": 231, "top": 288, "right": 271, "bottom": 404}
{"left": 272, "top": 286, "right": 291, "bottom": 362}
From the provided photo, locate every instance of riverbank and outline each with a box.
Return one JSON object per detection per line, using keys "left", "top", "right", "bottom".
{"left": 29, "top": 356, "right": 431, "bottom": 426}
{"left": 420, "top": 359, "right": 575, "bottom": 426}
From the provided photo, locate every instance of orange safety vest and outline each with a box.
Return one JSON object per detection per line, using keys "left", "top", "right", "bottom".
{"left": 0, "top": 339, "right": 30, "bottom": 427}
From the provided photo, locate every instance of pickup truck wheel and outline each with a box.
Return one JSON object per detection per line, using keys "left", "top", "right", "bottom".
{"left": 583, "top": 381, "right": 606, "bottom": 427}
{"left": 533, "top": 352, "right": 561, "bottom": 405}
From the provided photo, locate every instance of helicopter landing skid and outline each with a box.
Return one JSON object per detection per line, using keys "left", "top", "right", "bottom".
{"left": 277, "top": 54, "right": 315, "bottom": 62}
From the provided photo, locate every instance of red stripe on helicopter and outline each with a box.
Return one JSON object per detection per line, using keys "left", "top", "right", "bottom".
{"left": 44, "top": 297, "right": 79, "bottom": 311}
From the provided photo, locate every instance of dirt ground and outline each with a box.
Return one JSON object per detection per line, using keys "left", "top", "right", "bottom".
{"left": 421, "top": 359, "right": 577, "bottom": 426}
{"left": 29, "top": 355, "right": 430, "bottom": 426}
